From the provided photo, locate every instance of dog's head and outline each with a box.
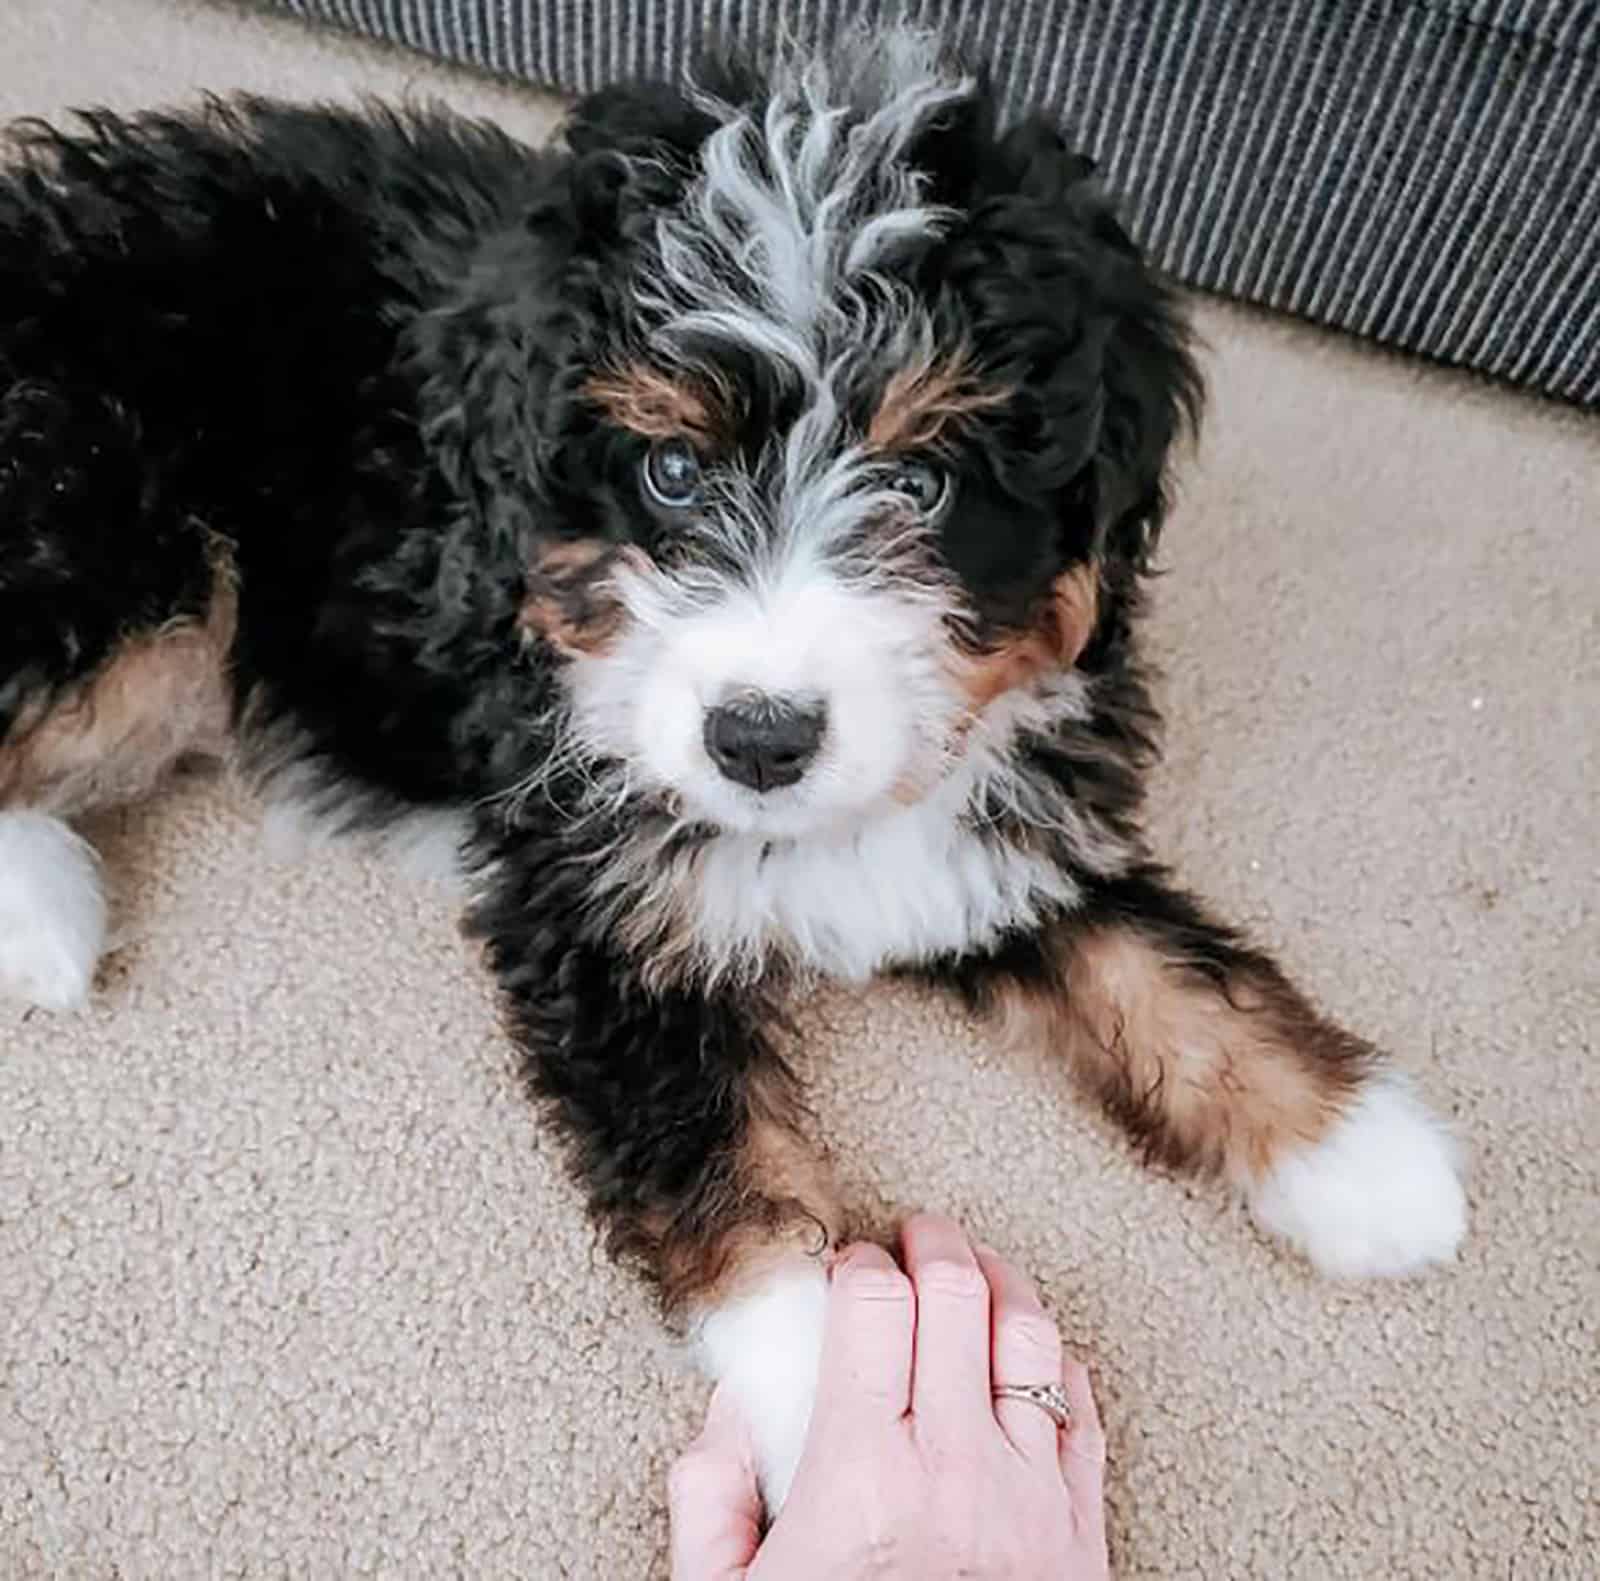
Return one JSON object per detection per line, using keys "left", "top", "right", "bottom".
{"left": 499, "top": 32, "right": 1199, "bottom": 838}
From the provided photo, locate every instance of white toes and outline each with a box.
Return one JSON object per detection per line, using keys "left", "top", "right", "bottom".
{"left": 693, "top": 1259, "right": 828, "bottom": 1513}
{"left": 1249, "top": 1074, "right": 1467, "bottom": 1278}
{"left": 0, "top": 810, "right": 108, "bottom": 1011}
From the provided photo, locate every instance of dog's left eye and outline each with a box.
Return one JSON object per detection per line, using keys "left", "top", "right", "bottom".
{"left": 642, "top": 439, "right": 703, "bottom": 508}
{"left": 886, "top": 461, "right": 951, "bottom": 518}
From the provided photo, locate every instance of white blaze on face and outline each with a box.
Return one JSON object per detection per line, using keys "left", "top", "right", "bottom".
{"left": 646, "top": 32, "right": 972, "bottom": 384}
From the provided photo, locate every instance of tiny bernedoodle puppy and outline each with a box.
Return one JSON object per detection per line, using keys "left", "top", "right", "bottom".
{"left": 0, "top": 29, "right": 1464, "bottom": 1505}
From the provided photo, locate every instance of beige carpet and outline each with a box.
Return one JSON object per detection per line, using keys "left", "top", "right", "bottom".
{"left": 1, "top": 2, "right": 1596, "bottom": 1575}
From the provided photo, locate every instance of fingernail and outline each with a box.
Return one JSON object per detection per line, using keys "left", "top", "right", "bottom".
{"left": 830, "top": 1241, "right": 896, "bottom": 1279}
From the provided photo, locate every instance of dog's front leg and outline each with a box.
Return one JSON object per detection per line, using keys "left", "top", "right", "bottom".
{"left": 474, "top": 874, "right": 840, "bottom": 1510}
{"left": 941, "top": 864, "right": 1467, "bottom": 1278}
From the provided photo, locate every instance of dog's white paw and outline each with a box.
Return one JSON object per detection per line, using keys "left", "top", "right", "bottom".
{"left": 694, "top": 1259, "right": 828, "bottom": 1512}
{"left": 0, "top": 810, "right": 107, "bottom": 1011}
{"left": 1249, "top": 1074, "right": 1467, "bottom": 1278}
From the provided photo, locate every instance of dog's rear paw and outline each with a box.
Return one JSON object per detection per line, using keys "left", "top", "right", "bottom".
{"left": 0, "top": 811, "right": 107, "bottom": 1011}
{"left": 1248, "top": 1074, "right": 1467, "bottom": 1278}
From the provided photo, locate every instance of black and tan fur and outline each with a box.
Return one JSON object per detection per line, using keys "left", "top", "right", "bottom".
{"left": 0, "top": 30, "right": 1464, "bottom": 1509}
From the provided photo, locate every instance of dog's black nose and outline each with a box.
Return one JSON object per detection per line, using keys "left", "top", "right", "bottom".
{"left": 703, "top": 695, "right": 826, "bottom": 792}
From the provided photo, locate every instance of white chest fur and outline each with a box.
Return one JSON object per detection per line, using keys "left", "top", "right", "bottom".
{"left": 682, "top": 778, "right": 1079, "bottom": 981}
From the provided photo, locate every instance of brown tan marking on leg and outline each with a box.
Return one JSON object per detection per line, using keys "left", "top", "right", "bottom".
{"left": 1000, "top": 919, "right": 1370, "bottom": 1186}
{"left": 651, "top": 1061, "right": 843, "bottom": 1317}
{"left": 669, "top": 1062, "right": 845, "bottom": 1510}
{"left": 0, "top": 562, "right": 237, "bottom": 816}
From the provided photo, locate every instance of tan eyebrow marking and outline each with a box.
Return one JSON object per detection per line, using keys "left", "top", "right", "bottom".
{"left": 583, "top": 362, "right": 726, "bottom": 442}
{"left": 866, "top": 352, "right": 1010, "bottom": 452}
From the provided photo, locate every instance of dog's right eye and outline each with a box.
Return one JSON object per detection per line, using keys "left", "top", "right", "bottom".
{"left": 641, "top": 439, "right": 703, "bottom": 509}
{"left": 886, "top": 459, "right": 952, "bottom": 520}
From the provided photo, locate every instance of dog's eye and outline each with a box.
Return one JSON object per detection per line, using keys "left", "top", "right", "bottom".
{"left": 886, "top": 461, "right": 951, "bottom": 518}
{"left": 642, "top": 439, "right": 703, "bottom": 508}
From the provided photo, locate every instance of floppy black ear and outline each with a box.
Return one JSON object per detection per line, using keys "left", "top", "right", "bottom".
{"left": 1085, "top": 219, "right": 1201, "bottom": 573}
{"left": 909, "top": 99, "right": 1097, "bottom": 208}
{"left": 410, "top": 83, "right": 717, "bottom": 543}
{"left": 928, "top": 114, "right": 1202, "bottom": 571}
{"left": 565, "top": 80, "right": 719, "bottom": 161}
{"left": 563, "top": 80, "right": 716, "bottom": 244}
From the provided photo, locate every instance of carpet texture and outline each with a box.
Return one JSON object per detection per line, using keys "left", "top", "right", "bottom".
{"left": 1, "top": 3, "right": 1596, "bottom": 1577}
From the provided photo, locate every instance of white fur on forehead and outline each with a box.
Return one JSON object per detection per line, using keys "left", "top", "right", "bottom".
{"left": 646, "top": 30, "right": 974, "bottom": 376}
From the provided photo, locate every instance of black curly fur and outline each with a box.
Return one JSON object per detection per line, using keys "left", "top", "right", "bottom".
{"left": 0, "top": 46, "right": 1386, "bottom": 1324}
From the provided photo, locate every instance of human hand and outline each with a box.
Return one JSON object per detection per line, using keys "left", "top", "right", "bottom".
{"left": 668, "top": 1213, "right": 1108, "bottom": 1579}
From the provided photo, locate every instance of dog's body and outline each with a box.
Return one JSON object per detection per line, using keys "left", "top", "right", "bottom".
{"left": 0, "top": 35, "right": 1465, "bottom": 1504}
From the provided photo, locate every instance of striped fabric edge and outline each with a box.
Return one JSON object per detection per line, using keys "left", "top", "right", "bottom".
{"left": 255, "top": 0, "right": 1600, "bottom": 407}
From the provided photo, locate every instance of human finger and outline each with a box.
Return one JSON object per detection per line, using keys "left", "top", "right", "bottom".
{"left": 974, "top": 1242, "right": 1065, "bottom": 1466}
{"left": 1057, "top": 1356, "right": 1108, "bottom": 1533}
{"left": 805, "top": 1241, "right": 915, "bottom": 1446}
{"left": 900, "top": 1213, "right": 994, "bottom": 1437}
{"left": 667, "top": 1385, "right": 762, "bottom": 1581}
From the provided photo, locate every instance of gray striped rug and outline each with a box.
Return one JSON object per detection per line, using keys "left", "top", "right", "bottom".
{"left": 260, "top": 0, "right": 1600, "bottom": 406}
